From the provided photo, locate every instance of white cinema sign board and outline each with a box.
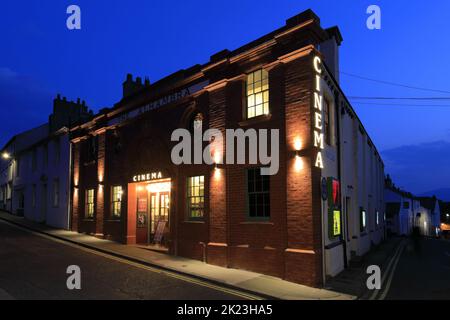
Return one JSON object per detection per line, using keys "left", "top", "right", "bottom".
{"left": 312, "top": 56, "right": 324, "bottom": 169}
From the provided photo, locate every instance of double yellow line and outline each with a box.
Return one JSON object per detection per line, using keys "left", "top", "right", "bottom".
{"left": 369, "top": 239, "right": 406, "bottom": 300}
{"left": 1, "top": 219, "right": 264, "bottom": 300}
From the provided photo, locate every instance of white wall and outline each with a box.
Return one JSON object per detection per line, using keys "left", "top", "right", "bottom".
{"left": 319, "top": 67, "right": 385, "bottom": 279}
{"left": 10, "top": 130, "right": 71, "bottom": 229}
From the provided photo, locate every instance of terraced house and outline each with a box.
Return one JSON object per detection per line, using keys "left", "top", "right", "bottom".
{"left": 69, "top": 9, "right": 385, "bottom": 287}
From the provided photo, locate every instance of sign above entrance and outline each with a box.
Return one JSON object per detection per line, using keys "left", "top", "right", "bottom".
{"left": 108, "top": 80, "right": 209, "bottom": 127}
{"left": 132, "top": 171, "right": 163, "bottom": 182}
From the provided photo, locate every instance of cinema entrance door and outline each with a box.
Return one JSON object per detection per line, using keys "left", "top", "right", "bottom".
{"left": 128, "top": 178, "right": 171, "bottom": 246}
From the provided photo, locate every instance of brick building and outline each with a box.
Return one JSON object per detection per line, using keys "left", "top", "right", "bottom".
{"left": 69, "top": 9, "right": 385, "bottom": 287}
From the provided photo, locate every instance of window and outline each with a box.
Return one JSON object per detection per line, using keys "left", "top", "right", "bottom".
{"left": 246, "top": 69, "right": 269, "bottom": 119}
{"left": 360, "top": 208, "right": 367, "bottom": 232}
{"left": 111, "top": 186, "right": 123, "bottom": 218}
{"left": 324, "top": 99, "right": 331, "bottom": 145}
{"left": 188, "top": 112, "right": 204, "bottom": 133}
{"left": 187, "top": 176, "right": 204, "bottom": 219}
{"left": 376, "top": 210, "right": 380, "bottom": 226}
{"left": 85, "top": 189, "right": 95, "bottom": 218}
{"left": 32, "top": 184, "right": 36, "bottom": 208}
{"left": 52, "top": 179, "right": 59, "bottom": 207}
{"left": 247, "top": 168, "right": 270, "bottom": 219}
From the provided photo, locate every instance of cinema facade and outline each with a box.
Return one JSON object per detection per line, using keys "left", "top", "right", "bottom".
{"left": 70, "top": 10, "right": 385, "bottom": 287}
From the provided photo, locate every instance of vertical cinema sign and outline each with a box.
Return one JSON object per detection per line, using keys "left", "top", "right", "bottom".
{"left": 312, "top": 55, "right": 324, "bottom": 169}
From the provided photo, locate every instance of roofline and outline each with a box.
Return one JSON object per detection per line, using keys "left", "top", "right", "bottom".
{"left": 319, "top": 57, "right": 384, "bottom": 167}
{"left": 1, "top": 123, "right": 49, "bottom": 153}
{"left": 74, "top": 9, "right": 336, "bottom": 131}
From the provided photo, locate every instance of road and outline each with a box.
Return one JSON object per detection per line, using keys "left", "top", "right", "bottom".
{"left": 384, "top": 237, "right": 450, "bottom": 299}
{"left": 0, "top": 219, "right": 245, "bottom": 300}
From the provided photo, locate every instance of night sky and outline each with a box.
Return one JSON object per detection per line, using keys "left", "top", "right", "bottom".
{"left": 1, "top": 1, "right": 449, "bottom": 196}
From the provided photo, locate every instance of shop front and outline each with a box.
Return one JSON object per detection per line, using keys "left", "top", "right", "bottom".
{"left": 126, "top": 172, "right": 171, "bottom": 247}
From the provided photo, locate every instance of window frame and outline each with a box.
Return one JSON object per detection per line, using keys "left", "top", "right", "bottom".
{"left": 111, "top": 185, "right": 123, "bottom": 219}
{"left": 246, "top": 167, "right": 271, "bottom": 221}
{"left": 85, "top": 189, "right": 95, "bottom": 219}
{"left": 245, "top": 69, "right": 270, "bottom": 119}
{"left": 360, "top": 207, "right": 367, "bottom": 233}
{"left": 186, "top": 175, "right": 205, "bottom": 220}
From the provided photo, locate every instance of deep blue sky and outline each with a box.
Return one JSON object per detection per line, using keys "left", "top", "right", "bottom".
{"left": 1, "top": 1, "right": 450, "bottom": 195}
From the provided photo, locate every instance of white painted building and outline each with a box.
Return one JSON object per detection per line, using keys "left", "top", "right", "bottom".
{"left": 0, "top": 95, "right": 92, "bottom": 229}
{"left": 316, "top": 31, "right": 386, "bottom": 278}
{"left": 385, "top": 181, "right": 415, "bottom": 236}
{"left": 417, "top": 197, "right": 441, "bottom": 237}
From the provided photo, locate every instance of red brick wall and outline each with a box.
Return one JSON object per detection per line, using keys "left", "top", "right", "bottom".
{"left": 71, "top": 142, "right": 80, "bottom": 232}
{"left": 70, "top": 47, "right": 324, "bottom": 287}
{"left": 284, "top": 53, "right": 323, "bottom": 287}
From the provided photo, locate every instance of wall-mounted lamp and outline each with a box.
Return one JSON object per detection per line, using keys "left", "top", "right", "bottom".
{"left": 2, "top": 152, "right": 11, "bottom": 160}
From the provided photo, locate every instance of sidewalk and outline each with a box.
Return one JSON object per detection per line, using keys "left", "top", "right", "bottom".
{"left": 0, "top": 210, "right": 354, "bottom": 300}
{"left": 325, "top": 236, "right": 403, "bottom": 299}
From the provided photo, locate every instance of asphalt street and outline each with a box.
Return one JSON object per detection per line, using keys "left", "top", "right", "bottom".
{"left": 0, "top": 220, "right": 243, "bottom": 300}
{"left": 385, "top": 237, "right": 450, "bottom": 299}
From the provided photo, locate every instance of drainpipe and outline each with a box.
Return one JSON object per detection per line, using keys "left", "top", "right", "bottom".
{"left": 67, "top": 139, "right": 73, "bottom": 230}
{"left": 335, "top": 94, "right": 347, "bottom": 269}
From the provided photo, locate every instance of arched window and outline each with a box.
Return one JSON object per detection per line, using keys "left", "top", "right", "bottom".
{"left": 188, "top": 112, "right": 204, "bottom": 133}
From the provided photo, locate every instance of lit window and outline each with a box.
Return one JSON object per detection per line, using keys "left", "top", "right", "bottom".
{"left": 247, "top": 168, "right": 270, "bottom": 219}
{"left": 360, "top": 208, "right": 367, "bottom": 232}
{"left": 187, "top": 176, "right": 204, "bottom": 219}
{"left": 111, "top": 186, "right": 122, "bottom": 218}
{"left": 86, "top": 189, "right": 95, "bottom": 218}
{"left": 246, "top": 69, "right": 269, "bottom": 119}
{"left": 376, "top": 210, "right": 380, "bottom": 226}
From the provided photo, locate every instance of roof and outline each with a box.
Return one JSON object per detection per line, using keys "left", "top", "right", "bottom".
{"left": 1, "top": 123, "right": 49, "bottom": 154}
{"left": 113, "top": 9, "right": 337, "bottom": 110}
{"left": 386, "top": 202, "right": 401, "bottom": 218}
{"left": 418, "top": 197, "right": 437, "bottom": 211}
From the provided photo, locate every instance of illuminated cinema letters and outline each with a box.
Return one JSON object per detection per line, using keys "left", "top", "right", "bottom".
{"left": 313, "top": 56, "right": 324, "bottom": 169}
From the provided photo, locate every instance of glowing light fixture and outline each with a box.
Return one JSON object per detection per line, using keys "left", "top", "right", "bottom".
{"left": 146, "top": 181, "right": 171, "bottom": 193}
{"left": 294, "top": 155, "right": 303, "bottom": 171}
{"left": 294, "top": 137, "right": 302, "bottom": 151}
{"left": 2, "top": 152, "right": 10, "bottom": 159}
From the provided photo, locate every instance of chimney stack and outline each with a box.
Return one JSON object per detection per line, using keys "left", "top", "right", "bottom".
{"left": 320, "top": 27, "right": 343, "bottom": 83}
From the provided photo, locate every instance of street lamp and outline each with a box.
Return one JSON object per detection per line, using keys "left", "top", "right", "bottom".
{"left": 1, "top": 152, "right": 10, "bottom": 159}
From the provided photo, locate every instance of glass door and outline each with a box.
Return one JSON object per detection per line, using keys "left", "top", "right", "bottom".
{"left": 149, "top": 191, "right": 170, "bottom": 244}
